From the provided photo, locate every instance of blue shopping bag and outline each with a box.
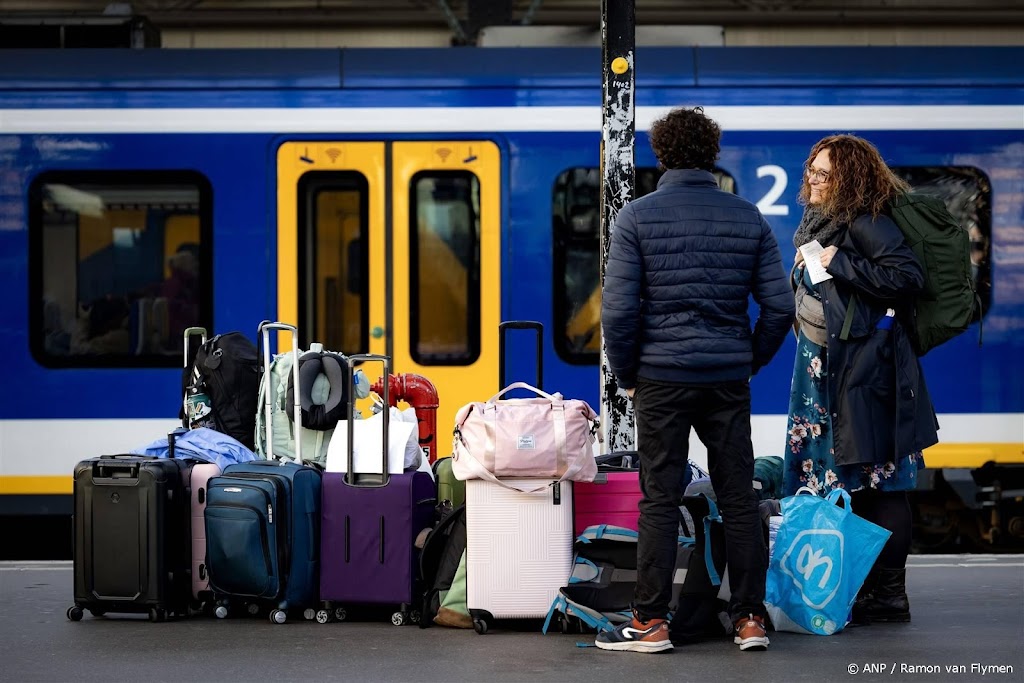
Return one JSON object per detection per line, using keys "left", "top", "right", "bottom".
{"left": 765, "top": 488, "right": 891, "bottom": 635}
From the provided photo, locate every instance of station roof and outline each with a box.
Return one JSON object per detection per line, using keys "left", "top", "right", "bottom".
{"left": 1, "top": 0, "right": 1019, "bottom": 31}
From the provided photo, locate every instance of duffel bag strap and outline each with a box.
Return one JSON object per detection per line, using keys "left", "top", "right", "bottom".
{"left": 453, "top": 434, "right": 568, "bottom": 494}
{"left": 487, "top": 381, "right": 561, "bottom": 405}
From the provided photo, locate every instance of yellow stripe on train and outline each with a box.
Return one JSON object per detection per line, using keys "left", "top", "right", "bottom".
{"left": 0, "top": 476, "right": 73, "bottom": 495}
{"left": 921, "top": 442, "right": 1024, "bottom": 469}
{"left": 1, "top": 441, "right": 1022, "bottom": 496}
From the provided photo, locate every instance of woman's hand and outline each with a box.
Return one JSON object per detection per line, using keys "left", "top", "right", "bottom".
{"left": 625, "top": 387, "right": 635, "bottom": 399}
{"left": 795, "top": 250, "right": 805, "bottom": 267}
{"left": 820, "top": 245, "right": 839, "bottom": 269}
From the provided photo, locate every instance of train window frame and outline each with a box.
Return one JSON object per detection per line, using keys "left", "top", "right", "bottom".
{"left": 552, "top": 166, "right": 737, "bottom": 365}
{"left": 297, "top": 171, "right": 370, "bottom": 355}
{"left": 28, "top": 170, "right": 213, "bottom": 369}
{"left": 891, "top": 165, "right": 993, "bottom": 318}
{"left": 408, "top": 170, "right": 482, "bottom": 367}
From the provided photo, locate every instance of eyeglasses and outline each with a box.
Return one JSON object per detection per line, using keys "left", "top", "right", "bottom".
{"left": 805, "top": 166, "right": 831, "bottom": 183}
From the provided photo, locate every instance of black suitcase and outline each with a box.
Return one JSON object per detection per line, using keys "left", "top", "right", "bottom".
{"left": 68, "top": 455, "right": 192, "bottom": 622}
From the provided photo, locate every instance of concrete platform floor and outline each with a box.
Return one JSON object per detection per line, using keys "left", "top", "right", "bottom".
{"left": 2, "top": 555, "right": 1021, "bottom": 683}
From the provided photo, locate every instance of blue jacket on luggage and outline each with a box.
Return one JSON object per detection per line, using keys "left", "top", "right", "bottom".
{"left": 602, "top": 169, "right": 794, "bottom": 388}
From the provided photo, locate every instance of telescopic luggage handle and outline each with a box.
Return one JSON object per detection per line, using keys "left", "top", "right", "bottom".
{"left": 183, "top": 327, "right": 208, "bottom": 370}
{"left": 345, "top": 354, "right": 390, "bottom": 488}
{"left": 498, "top": 320, "right": 542, "bottom": 391}
{"left": 258, "top": 320, "right": 303, "bottom": 466}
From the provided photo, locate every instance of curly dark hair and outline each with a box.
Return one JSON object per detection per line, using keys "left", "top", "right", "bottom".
{"left": 648, "top": 106, "right": 721, "bottom": 171}
{"left": 798, "top": 134, "right": 910, "bottom": 224}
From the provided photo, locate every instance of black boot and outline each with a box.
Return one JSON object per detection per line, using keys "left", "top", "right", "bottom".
{"left": 850, "top": 566, "right": 879, "bottom": 626}
{"left": 864, "top": 568, "right": 911, "bottom": 623}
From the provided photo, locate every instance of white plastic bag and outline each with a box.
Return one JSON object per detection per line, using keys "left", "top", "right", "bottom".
{"left": 325, "top": 406, "right": 422, "bottom": 474}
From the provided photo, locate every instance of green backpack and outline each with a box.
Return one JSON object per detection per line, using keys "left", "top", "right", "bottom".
{"left": 841, "top": 192, "right": 980, "bottom": 356}
{"left": 753, "top": 456, "right": 784, "bottom": 501}
{"left": 432, "top": 456, "right": 466, "bottom": 510}
{"left": 890, "top": 193, "right": 981, "bottom": 355}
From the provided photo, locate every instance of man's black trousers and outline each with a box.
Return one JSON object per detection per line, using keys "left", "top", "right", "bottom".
{"left": 632, "top": 379, "right": 768, "bottom": 624}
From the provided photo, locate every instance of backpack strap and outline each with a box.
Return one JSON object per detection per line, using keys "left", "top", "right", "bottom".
{"left": 575, "top": 524, "right": 639, "bottom": 544}
{"left": 568, "top": 557, "right": 600, "bottom": 584}
{"left": 701, "top": 494, "right": 723, "bottom": 586}
{"left": 840, "top": 292, "right": 857, "bottom": 342}
{"left": 542, "top": 593, "right": 628, "bottom": 635}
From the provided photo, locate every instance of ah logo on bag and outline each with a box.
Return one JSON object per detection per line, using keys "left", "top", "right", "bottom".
{"left": 779, "top": 529, "right": 844, "bottom": 611}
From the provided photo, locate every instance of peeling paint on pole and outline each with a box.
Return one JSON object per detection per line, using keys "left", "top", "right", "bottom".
{"left": 599, "top": 0, "right": 636, "bottom": 451}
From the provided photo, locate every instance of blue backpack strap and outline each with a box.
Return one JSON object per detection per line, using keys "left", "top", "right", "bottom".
{"left": 569, "top": 557, "right": 599, "bottom": 584}
{"left": 576, "top": 524, "right": 639, "bottom": 544}
{"left": 702, "top": 494, "right": 722, "bottom": 586}
{"left": 542, "top": 594, "right": 567, "bottom": 634}
{"left": 544, "top": 592, "right": 619, "bottom": 635}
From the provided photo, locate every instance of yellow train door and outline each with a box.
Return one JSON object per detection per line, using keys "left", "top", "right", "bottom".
{"left": 276, "top": 140, "right": 501, "bottom": 460}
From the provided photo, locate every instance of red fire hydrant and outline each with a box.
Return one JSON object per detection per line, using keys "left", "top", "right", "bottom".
{"left": 370, "top": 373, "right": 440, "bottom": 464}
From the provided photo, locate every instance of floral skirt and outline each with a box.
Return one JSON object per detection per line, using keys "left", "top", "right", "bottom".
{"left": 782, "top": 330, "right": 924, "bottom": 496}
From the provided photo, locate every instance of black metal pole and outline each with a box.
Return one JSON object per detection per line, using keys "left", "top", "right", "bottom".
{"left": 599, "top": 0, "right": 636, "bottom": 451}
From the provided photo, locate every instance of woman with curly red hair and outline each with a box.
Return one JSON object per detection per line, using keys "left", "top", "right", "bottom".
{"left": 785, "top": 134, "right": 939, "bottom": 624}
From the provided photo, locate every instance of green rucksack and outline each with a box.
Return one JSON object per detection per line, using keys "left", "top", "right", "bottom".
{"left": 890, "top": 193, "right": 980, "bottom": 356}
{"left": 753, "top": 456, "right": 784, "bottom": 501}
{"left": 841, "top": 192, "right": 980, "bottom": 356}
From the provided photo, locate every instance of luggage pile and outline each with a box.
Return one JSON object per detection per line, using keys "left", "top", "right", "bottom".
{"left": 65, "top": 318, "right": 722, "bottom": 634}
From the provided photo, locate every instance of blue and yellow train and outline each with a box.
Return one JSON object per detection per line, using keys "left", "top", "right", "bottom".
{"left": 0, "top": 46, "right": 1021, "bottom": 549}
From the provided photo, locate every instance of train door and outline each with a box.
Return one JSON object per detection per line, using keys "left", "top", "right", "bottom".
{"left": 276, "top": 141, "right": 501, "bottom": 459}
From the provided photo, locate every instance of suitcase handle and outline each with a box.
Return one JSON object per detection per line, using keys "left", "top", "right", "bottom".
{"left": 345, "top": 354, "right": 390, "bottom": 487}
{"left": 183, "top": 327, "right": 208, "bottom": 369}
{"left": 93, "top": 457, "right": 140, "bottom": 479}
{"left": 498, "top": 320, "right": 542, "bottom": 391}
{"left": 258, "top": 320, "right": 302, "bottom": 465}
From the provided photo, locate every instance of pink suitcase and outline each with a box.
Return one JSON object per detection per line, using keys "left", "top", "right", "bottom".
{"left": 189, "top": 462, "right": 221, "bottom": 603}
{"left": 178, "top": 327, "right": 223, "bottom": 605}
{"left": 573, "top": 472, "right": 642, "bottom": 536}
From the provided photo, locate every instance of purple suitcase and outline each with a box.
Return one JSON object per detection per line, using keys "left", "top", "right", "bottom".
{"left": 317, "top": 354, "right": 437, "bottom": 625}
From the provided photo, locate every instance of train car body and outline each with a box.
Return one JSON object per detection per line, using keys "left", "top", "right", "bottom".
{"left": 0, "top": 46, "right": 1021, "bottom": 548}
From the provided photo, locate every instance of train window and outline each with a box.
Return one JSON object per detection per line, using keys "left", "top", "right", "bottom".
{"left": 553, "top": 167, "right": 737, "bottom": 364}
{"left": 298, "top": 172, "right": 369, "bottom": 355}
{"left": 409, "top": 171, "right": 481, "bottom": 366}
{"left": 892, "top": 166, "right": 992, "bottom": 317}
{"left": 28, "top": 171, "right": 212, "bottom": 368}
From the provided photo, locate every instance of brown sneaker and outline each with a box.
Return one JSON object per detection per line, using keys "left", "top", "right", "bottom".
{"left": 734, "top": 614, "right": 769, "bottom": 651}
{"left": 595, "top": 613, "right": 673, "bottom": 653}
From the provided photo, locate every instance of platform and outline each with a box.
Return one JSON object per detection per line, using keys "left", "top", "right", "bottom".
{"left": 2, "top": 555, "right": 1021, "bottom": 683}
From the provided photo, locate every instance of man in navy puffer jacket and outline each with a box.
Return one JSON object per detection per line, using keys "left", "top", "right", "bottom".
{"left": 597, "top": 107, "right": 794, "bottom": 654}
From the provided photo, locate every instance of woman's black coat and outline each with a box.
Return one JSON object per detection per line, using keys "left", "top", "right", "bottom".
{"left": 812, "top": 213, "right": 940, "bottom": 466}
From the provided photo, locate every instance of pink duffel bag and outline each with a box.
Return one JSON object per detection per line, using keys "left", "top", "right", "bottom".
{"left": 451, "top": 382, "right": 600, "bottom": 490}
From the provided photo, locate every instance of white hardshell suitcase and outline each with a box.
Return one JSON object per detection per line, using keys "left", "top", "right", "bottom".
{"left": 465, "top": 478, "right": 574, "bottom": 633}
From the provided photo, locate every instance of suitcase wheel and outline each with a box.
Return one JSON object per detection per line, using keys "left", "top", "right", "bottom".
{"left": 315, "top": 609, "right": 330, "bottom": 624}
{"left": 334, "top": 607, "right": 347, "bottom": 622}
{"left": 89, "top": 609, "right": 106, "bottom": 618}
{"left": 148, "top": 608, "right": 166, "bottom": 623}
{"left": 66, "top": 606, "right": 83, "bottom": 622}
{"left": 270, "top": 609, "right": 287, "bottom": 624}
{"left": 391, "top": 612, "right": 406, "bottom": 626}
{"left": 303, "top": 608, "right": 316, "bottom": 621}
{"left": 472, "top": 618, "right": 489, "bottom": 635}
{"left": 214, "top": 605, "right": 228, "bottom": 619}
{"left": 409, "top": 610, "right": 421, "bottom": 625}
